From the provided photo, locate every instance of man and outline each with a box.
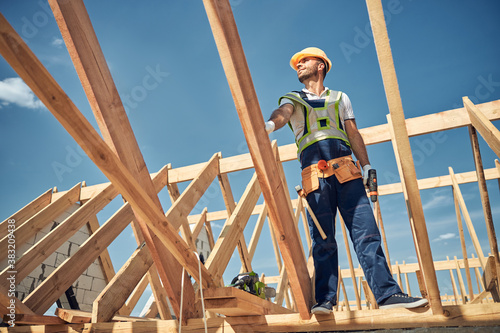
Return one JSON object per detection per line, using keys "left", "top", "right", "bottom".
{"left": 265, "top": 47, "right": 428, "bottom": 314}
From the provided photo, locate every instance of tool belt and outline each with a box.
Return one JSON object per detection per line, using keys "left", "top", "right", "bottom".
{"left": 301, "top": 156, "right": 362, "bottom": 196}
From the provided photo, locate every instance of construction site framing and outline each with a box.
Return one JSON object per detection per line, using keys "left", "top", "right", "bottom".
{"left": 1, "top": 0, "right": 500, "bottom": 332}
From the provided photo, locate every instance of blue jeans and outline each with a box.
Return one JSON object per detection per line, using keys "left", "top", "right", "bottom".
{"left": 300, "top": 139, "right": 401, "bottom": 304}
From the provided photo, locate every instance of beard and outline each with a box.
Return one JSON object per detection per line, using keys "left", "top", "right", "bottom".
{"left": 298, "top": 66, "right": 318, "bottom": 83}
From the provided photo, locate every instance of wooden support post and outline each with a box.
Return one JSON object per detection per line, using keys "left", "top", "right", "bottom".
{"left": 86, "top": 215, "right": 116, "bottom": 284}
{"left": 467, "top": 119, "right": 500, "bottom": 286}
{"left": 339, "top": 215, "right": 362, "bottom": 310}
{"left": 0, "top": 183, "right": 81, "bottom": 258}
{"left": 0, "top": 188, "right": 52, "bottom": 239}
{"left": 120, "top": 272, "right": 149, "bottom": 316}
{"left": 205, "top": 173, "right": 261, "bottom": 283}
{"left": 403, "top": 261, "right": 411, "bottom": 297}
{"left": 472, "top": 253, "right": 486, "bottom": 292}
{"left": 361, "top": 280, "right": 378, "bottom": 309}
{"left": 452, "top": 185, "right": 475, "bottom": 302}
{"left": 367, "top": 0, "right": 441, "bottom": 314}
{"left": 92, "top": 243, "right": 154, "bottom": 323}
{"left": 464, "top": 97, "right": 500, "bottom": 157}
{"left": 202, "top": 0, "right": 312, "bottom": 318}
{"left": 386, "top": 114, "right": 427, "bottom": 295}
{"left": 454, "top": 256, "right": 468, "bottom": 304}
{"left": 23, "top": 167, "right": 168, "bottom": 314}
{"left": 395, "top": 262, "right": 403, "bottom": 291}
{"left": 246, "top": 204, "right": 267, "bottom": 262}
{"left": 339, "top": 269, "right": 350, "bottom": 311}
{"left": 375, "top": 201, "right": 392, "bottom": 273}
{"left": 496, "top": 159, "right": 500, "bottom": 194}
{"left": 447, "top": 257, "right": 460, "bottom": 305}
{"left": 47, "top": 0, "right": 204, "bottom": 321}
{"left": 192, "top": 208, "right": 208, "bottom": 240}
{"left": 449, "top": 167, "right": 487, "bottom": 269}
{"left": 0, "top": 183, "right": 117, "bottom": 288}
{"left": 218, "top": 171, "right": 253, "bottom": 273}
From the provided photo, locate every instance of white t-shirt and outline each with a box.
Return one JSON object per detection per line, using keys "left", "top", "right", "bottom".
{"left": 279, "top": 87, "right": 355, "bottom": 129}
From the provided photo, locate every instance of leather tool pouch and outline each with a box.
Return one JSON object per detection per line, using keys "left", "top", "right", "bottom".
{"left": 334, "top": 159, "right": 362, "bottom": 184}
{"left": 301, "top": 166, "right": 319, "bottom": 196}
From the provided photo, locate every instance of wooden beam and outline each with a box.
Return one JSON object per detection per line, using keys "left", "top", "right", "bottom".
{"left": 92, "top": 244, "right": 154, "bottom": 323}
{"left": 205, "top": 173, "right": 261, "bottom": 283}
{"left": 453, "top": 185, "right": 475, "bottom": 302}
{"left": 449, "top": 167, "right": 487, "bottom": 269}
{"left": 468, "top": 121, "right": 500, "bottom": 283}
{"left": 339, "top": 215, "right": 362, "bottom": 310}
{"left": 202, "top": 0, "right": 312, "bottom": 318}
{"left": 366, "top": 0, "right": 442, "bottom": 314}
{"left": 191, "top": 208, "right": 207, "bottom": 240}
{"left": 55, "top": 308, "right": 159, "bottom": 324}
{"left": 120, "top": 272, "right": 148, "bottom": 316}
{"left": 86, "top": 215, "right": 116, "bottom": 284}
{"left": 0, "top": 13, "right": 214, "bottom": 289}
{"left": 245, "top": 204, "right": 267, "bottom": 267}
{"left": 47, "top": 0, "right": 201, "bottom": 321}
{"left": 0, "top": 292, "right": 35, "bottom": 316}
{"left": 0, "top": 183, "right": 117, "bottom": 288}
{"left": 464, "top": 97, "right": 500, "bottom": 157}
{"left": 0, "top": 188, "right": 52, "bottom": 239}
{"left": 23, "top": 168, "right": 167, "bottom": 314}
{"left": 203, "top": 287, "right": 293, "bottom": 316}
{"left": 2, "top": 314, "right": 66, "bottom": 326}
{"left": 454, "top": 256, "right": 467, "bottom": 304}
{"left": 218, "top": 171, "right": 253, "bottom": 273}
{"left": 0, "top": 183, "right": 80, "bottom": 259}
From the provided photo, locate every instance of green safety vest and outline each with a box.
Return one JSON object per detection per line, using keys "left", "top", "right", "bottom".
{"left": 279, "top": 90, "right": 351, "bottom": 156}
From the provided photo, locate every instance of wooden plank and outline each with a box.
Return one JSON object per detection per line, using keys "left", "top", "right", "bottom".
{"left": 203, "top": 287, "right": 293, "bottom": 316}
{"left": 92, "top": 244, "right": 154, "bottom": 323}
{"left": 366, "top": 0, "right": 442, "bottom": 314}
{"left": 339, "top": 215, "right": 362, "bottom": 310}
{"left": 55, "top": 308, "right": 159, "bottom": 324}
{"left": 339, "top": 269, "right": 350, "bottom": 311}
{"left": 0, "top": 188, "right": 52, "bottom": 239}
{"left": 86, "top": 215, "right": 115, "bottom": 284}
{"left": 468, "top": 122, "right": 500, "bottom": 282}
{"left": 0, "top": 183, "right": 117, "bottom": 288}
{"left": 483, "top": 255, "right": 498, "bottom": 292}
{"left": 386, "top": 114, "right": 427, "bottom": 298}
{"left": 205, "top": 173, "right": 261, "bottom": 283}
{"left": 379, "top": 167, "right": 500, "bottom": 196}
{"left": 218, "top": 171, "right": 253, "bottom": 274}
{"left": 0, "top": 183, "right": 81, "bottom": 259}
{"left": 191, "top": 208, "right": 207, "bottom": 240}
{"left": 0, "top": 13, "right": 214, "bottom": 290}
{"left": 464, "top": 97, "right": 500, "bottom": 157}
{"left": 2, "top": 314, "right": 66, "bottom": 325}
{"left": 374, "top": 201, "right": 392, "bottom": 273}
{"left": 453, "top": 185, "right": 475, "bottom": 302}
{"left": 449, "top": 167, "right": 487, "bottom": 269}
{"left": 121, "top": 272, "right": 149, "bottom": 316}
{"left": 47, "top": 0, "right": 199, "bottom": 321}
{"left": 361, "top": 280, "right": 377, "bottom": 310}
{"left": 202, "top": 0, "right": 312, "bottom": 318}
{"left": 454, "top": 256, "right": 467, "bottom": 304}
{"left": 447, "top": 259, "right": 459, "bottom": 305}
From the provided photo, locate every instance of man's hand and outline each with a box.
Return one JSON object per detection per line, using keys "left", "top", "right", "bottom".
{"left": 362, "top": 164, "right": 372, "bottom": 185}
{"left": 265, "top": 120, "right": 275, "bottom": 134}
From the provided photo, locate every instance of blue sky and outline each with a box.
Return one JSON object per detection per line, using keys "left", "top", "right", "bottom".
{"left": 1, "top": 0, "right": 500, "bottom": 314}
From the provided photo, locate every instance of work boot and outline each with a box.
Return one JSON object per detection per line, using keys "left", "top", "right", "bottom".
{"left": 378, "top": 293, "right": 428, "bottom": 309}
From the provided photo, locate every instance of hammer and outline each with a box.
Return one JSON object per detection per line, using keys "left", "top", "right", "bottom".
{"left": 295, "top": 185, "right": 327, "bottom": 240}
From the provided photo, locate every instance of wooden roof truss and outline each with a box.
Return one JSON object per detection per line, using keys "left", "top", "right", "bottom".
{"left": 1, "top": 0, "right": 500, "bottom": 331}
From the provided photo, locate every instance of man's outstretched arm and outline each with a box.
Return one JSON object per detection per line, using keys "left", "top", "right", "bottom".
{"left": 266, "top": 103, "right": 294, "bottom": 133}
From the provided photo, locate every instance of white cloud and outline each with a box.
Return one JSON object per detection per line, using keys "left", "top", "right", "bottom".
{"left": 433, "top": 232, "right": 456, "bottom": 242}
{"left": 51, "top": 37, "right": 64, "bottom": 48}
{"left": 0, "top": 77, "right": 46, "bottom": 110}
{"left": 422, "top": 194, "right": 452, "bottom": 210}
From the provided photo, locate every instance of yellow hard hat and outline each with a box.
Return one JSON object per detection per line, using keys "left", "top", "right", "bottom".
{"left": 290, "top": 47, "right": 332, "bottom": 73}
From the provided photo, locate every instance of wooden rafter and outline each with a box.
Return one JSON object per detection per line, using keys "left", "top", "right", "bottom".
{"left": 47, "top": 0, "right": 197, "bottom": 321}
{"left": 202, "top": 0, "right": 312, "bottom": 318}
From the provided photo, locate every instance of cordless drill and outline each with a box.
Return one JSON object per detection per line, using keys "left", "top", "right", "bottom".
{"left": 367, "top": 169, "right": 378, "bottom": 202}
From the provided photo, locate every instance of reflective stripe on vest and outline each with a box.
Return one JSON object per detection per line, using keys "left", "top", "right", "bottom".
{"left": 279, "top": 90, "right": 350, "bottom": 156}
